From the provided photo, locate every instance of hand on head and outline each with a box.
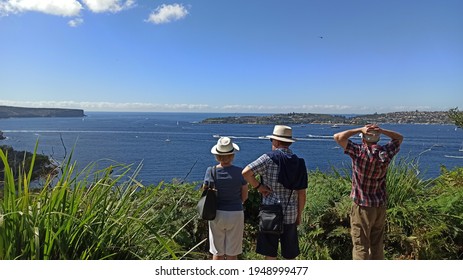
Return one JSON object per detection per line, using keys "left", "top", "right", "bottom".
{"left": 363, "top": 124, "right": 380, "bottom": 136}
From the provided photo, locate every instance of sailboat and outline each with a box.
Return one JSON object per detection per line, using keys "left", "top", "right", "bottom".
{"left": 459, "top": 142, "right": 463, "bottom": 152}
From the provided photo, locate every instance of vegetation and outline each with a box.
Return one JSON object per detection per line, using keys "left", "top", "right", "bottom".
{"left": 1, "top": 147, "right": 462, "bottom": 260}
{"left": 448, "top": 107, "right": 463, "bottom": 128}
{"left": 201, "top": 111, "right": 452, "bottom": 125}
{"left": 0, "top": 145, "right": 58, "bottom": 189}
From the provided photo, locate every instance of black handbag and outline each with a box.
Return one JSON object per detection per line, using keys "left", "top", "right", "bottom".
{"left": 258, "top": 204, "right": 283, "bottom": 235}
{"left": 196, "top": 166, "right": 218, "bottom": 220}
{"left": 258, "top": 188, "right": 293, "bottom": 235}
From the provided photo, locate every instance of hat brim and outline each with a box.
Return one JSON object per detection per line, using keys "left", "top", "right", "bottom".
{"left": 266, "top": 135, "right": 296, "bottom": 143}
{"left": 211, "top": 143, "right": 240, "bottom": 155}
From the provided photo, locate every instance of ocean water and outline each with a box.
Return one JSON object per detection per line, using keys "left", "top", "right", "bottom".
{"left": 1, "top": 112, "right": 462, "bottom": 184}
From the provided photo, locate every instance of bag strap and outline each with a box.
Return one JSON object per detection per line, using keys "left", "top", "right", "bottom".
{"left": 209, "top": 166, "right": 217, "bottom": 190}
{"left": 284, "top": 190, "right": 293, "bottom": 212}
{"left": 260, "top": 177, "right": 293, "bottom": 213}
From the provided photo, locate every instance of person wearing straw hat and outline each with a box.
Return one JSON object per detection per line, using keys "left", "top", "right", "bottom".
{"left": 203, "top": 137, "right": 248, "bottom": 260}
{"left": 242, "top": 125, "right": 308, "bottom": 260}
{"left": 334, "top": 124, "right": 403, "bottom": 260}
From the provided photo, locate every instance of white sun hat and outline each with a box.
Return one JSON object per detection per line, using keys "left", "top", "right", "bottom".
{"left": 266, "top": 125, "right": 296, "bottom": 143}
{"left": 211, "top": 137, "right": 240, "bottom": 155}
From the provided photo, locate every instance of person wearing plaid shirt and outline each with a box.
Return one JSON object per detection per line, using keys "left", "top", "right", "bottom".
{"left": 334, "top": 124, "right": 403, "bottom": 260}
{"left": 242, "top": 125, "right": 307, "bottom": 260}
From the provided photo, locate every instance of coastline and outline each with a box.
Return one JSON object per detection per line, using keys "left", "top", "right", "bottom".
{"left": 0, "top": 105, "right": 85, "bottom": 119}
{"left": 200, "top": 111, "right": 453, "bottom": 125}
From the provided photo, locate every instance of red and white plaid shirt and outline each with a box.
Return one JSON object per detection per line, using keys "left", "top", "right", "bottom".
{"left": 345, "top": 139, "right": 401, "bottom": 207}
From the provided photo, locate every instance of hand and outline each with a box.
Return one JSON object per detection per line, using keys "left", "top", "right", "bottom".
{"left": 362, "top": 124, "right": 380, "bottom": 136}
{"left": 257, "top": 184, "right": 272, "bottom": 197}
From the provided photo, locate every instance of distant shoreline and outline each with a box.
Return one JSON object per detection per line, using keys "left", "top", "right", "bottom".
{"left": 200, "top": 111, "right": 453, "bottom": 125}
{"left": 0, "top": 106, "right": 454, "bottom": 125}
{"left": 0, "top": 105, "right": 85, "bottom": 119}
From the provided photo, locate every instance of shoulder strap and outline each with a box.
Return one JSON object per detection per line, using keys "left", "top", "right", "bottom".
{"left": 210, "top": 166, "right": 217, "bottom": 189}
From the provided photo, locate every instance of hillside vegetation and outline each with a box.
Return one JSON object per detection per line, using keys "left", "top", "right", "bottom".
{"left": 0, "top": 105, "right": 85, "bottom": 118}
{"left": 201, "top": 111, "right": 452, "bottom": 125}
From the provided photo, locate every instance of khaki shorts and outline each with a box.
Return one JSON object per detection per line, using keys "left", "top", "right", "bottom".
{"left": 209, "top": 210, "right": 244, "bottom": 257}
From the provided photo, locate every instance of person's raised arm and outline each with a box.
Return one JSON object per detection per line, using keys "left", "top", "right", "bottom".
{"left": 242, "top": 166, "right": 259, "bottom": 188}
{"left": 333, "top": 127, "right": 364, "bottom": 150}
{"left": 379, "top": 127, "right": 404, "bottom": 145}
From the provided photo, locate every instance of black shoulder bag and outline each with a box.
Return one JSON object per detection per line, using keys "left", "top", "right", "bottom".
{"left": 196, "top": 166, "right": 218, "bottom": 220}
{"left": 258, "top": 187, "right": 293, "bottom": 235}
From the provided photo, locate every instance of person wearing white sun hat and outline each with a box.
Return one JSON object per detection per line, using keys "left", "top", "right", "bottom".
{"left": 203, "top": 137, "right": 248, "bottom": 260}
{"left": 242, "top": 125, "right": 308, "bottom": 260}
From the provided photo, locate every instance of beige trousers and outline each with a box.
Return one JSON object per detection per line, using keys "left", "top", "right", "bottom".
{"left": 350, "top": 203, "right": 386, "bottom": 260}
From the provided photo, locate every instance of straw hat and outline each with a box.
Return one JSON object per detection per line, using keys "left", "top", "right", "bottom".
{"left": 267, "top": 125, "right": 296, "bottom": 143}
{"left": 211, "top": 137, "right": 240, "bottom": 155}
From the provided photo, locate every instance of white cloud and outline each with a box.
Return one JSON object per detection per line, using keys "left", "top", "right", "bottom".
{"left": 1, "top": 1, "right": 188, "bottom": 27}
{"left": 0, "top": 100, "right": 210, "bottom": 112}
{"left": 68, "top": 17, "right": 83, "bottom": 27}
{"left": 81, "top": 0, "right": 134, "bottom": 13}
{"left": 0, "top": 0, "right": 82, "bottom": 17}
{"left": 146, "top": 3, "right": 188, "bottom": 24}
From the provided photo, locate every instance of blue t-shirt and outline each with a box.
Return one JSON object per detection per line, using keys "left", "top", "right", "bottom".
{"left": 203, "top": 165, "right": 247, "bottom": 211}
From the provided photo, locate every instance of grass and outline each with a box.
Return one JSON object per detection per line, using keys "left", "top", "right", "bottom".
{"left": 1, "top": 148, "right": 462, "bottom": 260}
{"left": 0, "top": 146, "right": 205, "bottom": 260}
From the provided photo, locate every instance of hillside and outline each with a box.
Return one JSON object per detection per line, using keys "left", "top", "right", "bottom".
{"left": 0, "top": 105, "right": 85, "bottom": 118}
{"left": 201, "top": 111, "right": 452, "bottom": 125}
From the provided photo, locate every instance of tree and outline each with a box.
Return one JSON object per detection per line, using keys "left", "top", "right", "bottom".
{"left": 448, "top": 108, "right": 463, "bottom": 128}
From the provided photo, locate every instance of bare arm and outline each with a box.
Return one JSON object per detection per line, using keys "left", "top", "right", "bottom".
{"left": 333, "top": 127, "right": 364, "bottom": 150}
{"left": 242, "top": 166, "right": 259, "bottom": 188}
{"left": 241, "top": 184, "right": 248, "bottom": 203}
{"left": 296, "top": 189, "right": 306, "bottom": 226}
{"left": 242, "top": 166, "right": 272, "bottom": 196}
{"left": 380, "top": 127, "right": 404, "bottom": 145}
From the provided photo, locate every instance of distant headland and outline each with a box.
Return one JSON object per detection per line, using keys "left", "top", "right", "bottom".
{"left": 201, "top": 111, "right": 453, "bottom": 125}
{"left": 0, "top": 105, "right": 85, "bottom": 119}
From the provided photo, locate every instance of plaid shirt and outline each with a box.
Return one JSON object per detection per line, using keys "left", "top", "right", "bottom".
{"left": 247, "top": 148, "right": 299, "bottom": 224}
{"left": 345, "top": 139, "right": 401, "bottom": 207}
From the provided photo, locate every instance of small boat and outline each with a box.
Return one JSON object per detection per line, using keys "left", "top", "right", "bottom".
{"left": 444, "top": 155, "right": 463, "bottom": 159}
{"left": 331, "top": 124, "right": 340, "bottom": 129}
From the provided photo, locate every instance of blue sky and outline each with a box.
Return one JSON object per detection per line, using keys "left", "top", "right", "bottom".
{"left": 0, "top": 0, "right": 462, "bottom": 114}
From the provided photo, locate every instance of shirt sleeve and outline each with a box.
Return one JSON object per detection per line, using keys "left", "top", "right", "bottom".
{"left": 247, "top": 154, "right": 270, "bottom": 176}
{"left": 344, "top": 140, "right": 360, "bottom": 159}
{"left": 203, "top": 166, "right": 213, "bottom": 185}
{"left": 384, "top": 139, "right": 401, "bottom": 157}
